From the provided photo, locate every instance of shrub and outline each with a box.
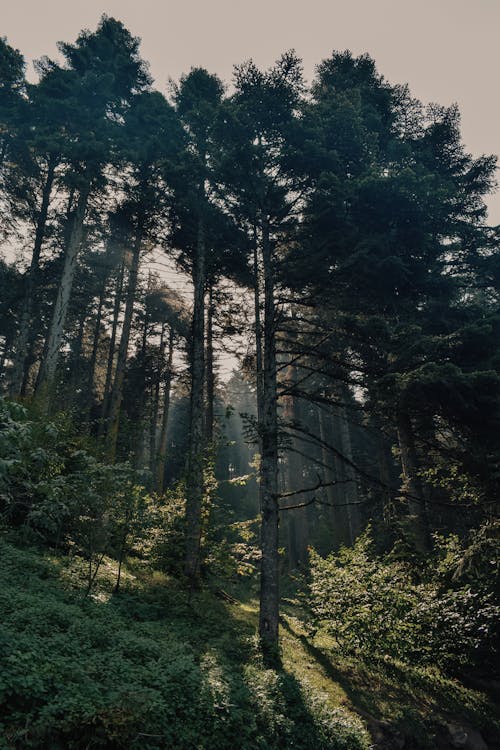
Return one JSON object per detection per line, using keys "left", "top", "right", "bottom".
{"left": 0, "top": 398, "right": 155, "bottom": 592}
{"left": 308, "top": 526, "right": 499, "bottom": 672}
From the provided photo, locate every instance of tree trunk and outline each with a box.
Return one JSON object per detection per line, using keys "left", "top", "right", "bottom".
{"left": 205, "top": 284, "right": 215, "bottom": 443}
{"left": 258, "top": 218, "right": 280, "bottom": 657}
{"left": 9, "top": 157, "right": 56, "bottom": 397}
{"left": 397, "top": 408, "right": 430, "bottom": 552}
{"left": 155, "top": 327, "right": 174, "bottom": 493}
{"left": 106, "top": 234, "right": 142, "bottom": 461}
{"left": 318, "top": 404, "right": 342, "bottom": 545}
{"left": 68, "top": 305, "right": 88, "bottom": 405}
{"left": 150, "top": 322, "right": 165, "bottom": 471}
{"left": 337, "top": 386, "right": 361, "bottom": 544}
{"left": 329, "top": 406, "right": 353, "bottom": 547}
{"left": 20, "top": 336, "right": 39, "bottom": 396}
{"left": 184, "top": 213, "right": 206, "bottom": 582}
{"left": 36, "top": 181, "right": 89, "bottom": 403}
{"left": 288, "top": 382, "right": 309, "bottom": 566}
{"left": 98, "top": 256, "right": 125, "bottom": 438}
{"left": 253, "top": 227, "right": 263, "bottom": 446}
{"left": 134, "top": 300, "right": 150, "bottom": 470}
{"left": 84, "top": 274, "right": 107, "bottom": 422}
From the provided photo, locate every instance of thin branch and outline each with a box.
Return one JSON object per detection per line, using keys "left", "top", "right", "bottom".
{"left": 279, "top": 494, "right": 370, "bottom": 511}
{"left": 278, "top": 477, "right": 356, "bottom": 500}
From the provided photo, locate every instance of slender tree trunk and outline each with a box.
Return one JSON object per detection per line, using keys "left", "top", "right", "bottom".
{"left": 84, "top": 275, "right": 107, "bottom": 422}
{"left": 68, "top": 306, "right": 88, "bottom": 404}
{"left": 98, "top": 257, "right": 125, "bottom": 438}
{"left": 184, "top": 213, "right": 206, "bottom": 582}
{"left": 155, "top": 327, "right": 174, "bottom": 493}
{"left": 9, "top": 157, "right": 57, "bottom": 397}
{"left": 36, "top": 181, "right": 90, "bottom": 403}
{"left": 337, "top": 386, "right": 361, "bottom": 544}
{"left": 253, "top": 227, "right": 263, "bottom": 444}
{"left": 282, "top": 449, "right": 295, "bottom": 571}
{"left": 134, "top": 302, "right": 150, "bottom": 469}
{"left": 318, "top": 404, "right": 340, "bottom": 539}
{"left": 20, "top": 337, "right": 38, "bottom": 396}
{"left": 33, "top": 329, "right": 50, "bottom": 394}
{"left": 106, "top": 234, "right": 142, "bottom": 462}
{"left": 205, "top": 284, "right": 215, "bottom": 443}
{"left": 150, "top": 322, "right": 165, "bottom": 471}
{"left": 288, "top": 381, "right": 309, "bottom": 566}
{"left": 281, "top": 368, "right": 297, "bottom": 570}
{"left": 330, "top": 406, "right": 353, "bottom": 546}
{"left": 397, "top": 408, "right": 430, "bottom": 552}
{"left": 258, "top": 218, "right": 280, "bottom": 657}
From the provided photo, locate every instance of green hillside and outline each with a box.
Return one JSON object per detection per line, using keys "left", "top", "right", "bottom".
{"left": 1, "top": 538, "right": 498, "bottom": 749}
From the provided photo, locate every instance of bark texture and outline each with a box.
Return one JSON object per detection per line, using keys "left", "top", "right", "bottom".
{"left": 36, "top": 183, "right": 89, "bottom": 401}
{"left": 155, "top": 327, "right": 174, "bottom": 492}
{"left": 98, "top": 257, "right": 125, "bottom": 438}
{"left": 106, "top": 235, "right": 142, "bottom": 461}
{"left": 258, "top": 219, "right": 280, "bottom": 655}
{"left": 184, "top": 215, "right": 206, "bottom": 581}
{"left": 9, "top": 157, "right": 56, "bottom": 397}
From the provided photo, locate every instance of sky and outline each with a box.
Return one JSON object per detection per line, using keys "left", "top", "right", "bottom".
{"left": 3, "top": 0, "right": 500, "bottom": 222}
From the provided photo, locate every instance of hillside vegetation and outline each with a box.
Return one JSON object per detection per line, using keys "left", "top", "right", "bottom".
{"left": 1, "top": 534, "right": 499, "bottom": 749}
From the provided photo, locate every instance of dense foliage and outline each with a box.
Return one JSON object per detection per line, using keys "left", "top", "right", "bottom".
{"left": 308, "top": 527, "right": 499, "bottom": 672}
{"left": 0, "top": 541, "right": 370, "bottom": 750}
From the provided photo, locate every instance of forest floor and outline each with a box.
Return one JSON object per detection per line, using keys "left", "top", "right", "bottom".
{"left": 0, "top": 536, "right": 499, "bottom": 749}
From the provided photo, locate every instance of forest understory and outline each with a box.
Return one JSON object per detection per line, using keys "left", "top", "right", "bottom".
{"left": 1, "top": 534, "right": 499, "bottom": 750}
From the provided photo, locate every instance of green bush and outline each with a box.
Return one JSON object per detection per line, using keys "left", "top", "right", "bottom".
{"left": 308, "top": 526, "right": 499, "bottom": 672}
{"left": 0, "top": 399, "right": 154, "bottom": 591}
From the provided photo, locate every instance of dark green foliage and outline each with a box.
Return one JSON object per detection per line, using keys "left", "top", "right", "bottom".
{"left": 147, "top": 482, "right": 187, "bottom": 575}
{"left": 0, "top": 540, "right": 370, "bottom": 749}
{"left": 308, "top": 527, "right": 500, "bottom": 672}
{"left": 0, "top": 399, "right": 152, "bottom": 574}
{"left": 0, "top": 21, "right": 498, "bottom": 745}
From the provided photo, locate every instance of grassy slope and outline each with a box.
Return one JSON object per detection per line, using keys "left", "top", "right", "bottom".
{"left": 0, "top": 538, "right": 498, "bottom": 749}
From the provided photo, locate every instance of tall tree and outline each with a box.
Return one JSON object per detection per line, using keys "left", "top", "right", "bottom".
{"left": 169, "top": 68, "right": 224, "bottom": 582}
{"left": 36, "top": 16, "right": 151, "bottom": 403}
{"left": 218, "top": 52, "right": 306, "bottom": 654}
{"left": 288, "top": 52, "right": 498, "bottom": 550}
{"left": 105, "top": 89, "right": 180, "bottom": 459}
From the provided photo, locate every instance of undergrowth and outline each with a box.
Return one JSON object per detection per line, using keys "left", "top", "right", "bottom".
{"left": 0, "top": 538, "right": 369, "bottom": 750}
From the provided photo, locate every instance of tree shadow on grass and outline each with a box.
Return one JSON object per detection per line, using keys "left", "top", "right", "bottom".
{"left": 279, "top": 616, "right": 500, "bottom": 750}
{"left": 1, "top": 542, "right": 366, "bottom": 750}
{"left": 108, "top": 578, "right": 367, "bottom": 749}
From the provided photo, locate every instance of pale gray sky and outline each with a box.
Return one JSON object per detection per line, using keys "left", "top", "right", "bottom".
{"left": 3, "top": 0, "right": 499, "bottom": 222}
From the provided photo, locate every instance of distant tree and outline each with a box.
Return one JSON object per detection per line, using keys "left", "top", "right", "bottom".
{"left": 105, "top": 88, "right": 181, "bottom": 459}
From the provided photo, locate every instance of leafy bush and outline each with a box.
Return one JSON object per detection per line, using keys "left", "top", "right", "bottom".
{"left": 0, "top": 398, "right": 158, "bottom": 595}
{"left": 147, "top": 482, "right": 187, "bottom": 575}
{"left": 308, "top": 526, "right": 499, "bottom": 672}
